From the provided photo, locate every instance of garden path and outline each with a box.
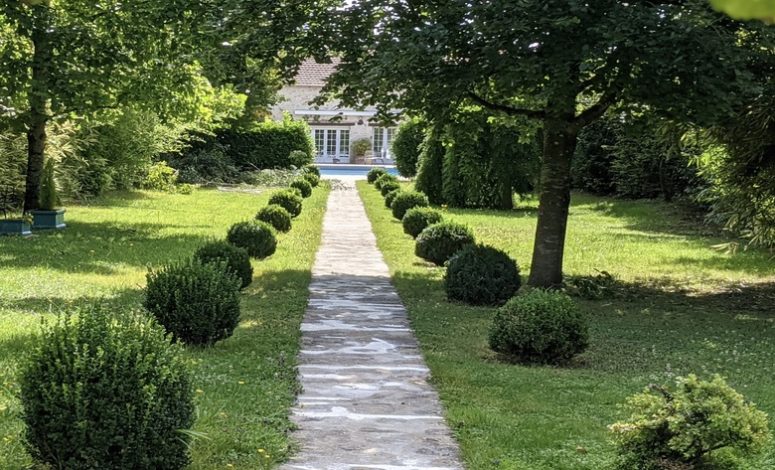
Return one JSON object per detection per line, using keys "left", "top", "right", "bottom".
{"left": 281, "top": 180, "right": 462, "bottom": 470}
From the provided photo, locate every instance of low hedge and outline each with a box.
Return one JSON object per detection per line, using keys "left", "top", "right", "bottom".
{"left": 402, "top": 207, "right": 443, "bottom": 238}
{"left": 415, "top": 222, "right": 475, "bottom": 266}
{"left": 391, "top": 190, "right": 429, "bottom": 220}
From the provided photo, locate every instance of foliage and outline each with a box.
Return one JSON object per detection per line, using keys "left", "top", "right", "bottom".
{"left": 302, "top": 171, "right": 320, "bottom": 188}
{"left": 303, "top": 165, "right": 320, "bottom": 177}
{"left": 710, "top": 0, "right": 775, "bottom": 21}
{"left": 385, "top": 189, "right": 401, "bottom": 208}
{"left": 572, "top": 117, "right": 619, "bottom": 195}
{"left": 243, "top": 168, "right": 300, "bottom": 187}
{"left": 167, "top": 140, "right": 240, "bottom": 184}
{"left": 193, "top": 240, "right": 254, "bottom": 289}
{"left": 610, "top": 374, "right": 771, "bottom": 469}
{"left": 391, "top": 190, "right": 429, "bottom": 220}
{"left": 392, "top": 118, "right": 426, "bottom": 177}
{"left": 351, "top": 138, "right": 371, "bottom": 159}
{"left": 268, "top": 189, "right": 303, "bottom": 218}
{"left": 367, "top": 167, "right": 388, "bottom": 184}
{"left": 402, "top": 207, "right": 443, "bottom": 238}
{"left": 445, "top": 244, "right": 521, "bottom": 306}
{"left": 415, "top": 125, "right": 445, "bottom": 205}
{"left": 37, "top": 158, "right": 57, "bottom": 211}
{"left": 142, "top": 161, "right": 179, "bottom": 192}
{"left": 380, "top": 180, "right": 401, "bottom": 197}
{"left": 374, "top": 173, "right": 398, "bottom": 190}
{"left": 256, "top": 204, "right": 292, "bottom": 233}
{"left": 415, "top": 222, "right": 475, "bottom": 266}
{"left": 227, "top": 220, "right": 278, "bottom": 259}
{"left": 19, "top": 308, "right": 194, "bottom": 469}
{"left": 489, "top": 289, "right": 588, "bottom": 364}
{"left": 290, "top": 178, "right": 313, "bottom": 198}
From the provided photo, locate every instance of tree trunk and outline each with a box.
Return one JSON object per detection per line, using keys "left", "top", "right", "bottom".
{"left": 22, "top": 10, "right": 51, "bottom": 213}
{"left": 527, "top": 119, "right": 579, "bottom": 288}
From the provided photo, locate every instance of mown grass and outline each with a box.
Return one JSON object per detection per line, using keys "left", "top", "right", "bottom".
{"left": 0, "top": 184, "right": 330, "bottom": 469}
{"left": 358, "top": 181, "right": 775, "bottom": 470}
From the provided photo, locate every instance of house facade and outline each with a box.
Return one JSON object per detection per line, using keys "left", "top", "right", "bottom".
{"left": 270, "top": 59, "right": 398, "bottom": 164}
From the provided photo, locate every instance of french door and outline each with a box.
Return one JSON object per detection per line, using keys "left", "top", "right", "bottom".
{"left": 313, "top": 128, "right": 350, "bottom": 163}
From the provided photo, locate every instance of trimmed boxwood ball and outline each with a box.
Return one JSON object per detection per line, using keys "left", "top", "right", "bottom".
{"left": 402, "top": 207, "right": 443, "bottom": 238}
{"left": 227, "top": 220, "right": 277, "bottom": 258}
{"left": 445, "top": 244, "right": 521, "bottom": 305}
{"left": 194, "top": 240, "right": 253, "bottom": 289}
{"left": 367, "top": 167, "right": 388, "bottom": 183}
{"left": 20, "top": 308, "right": 194, "bottom": 470}
{"left": 144, "top": 259, "right": 242, "bottom": 345}
{"left": 303, "top": 171, "right": 320, "bottom": 187}
{"left": 415, "top": 222, "right": 475, "bottom": 266}
{"left": 385, "top": 189, "right": 401, "bottom": 208}
{"left": 290, "top": 178, "right": 313, "bottom": 198}
{"left": 380, "top": 180, "right": 401, "bottom": 197}
{"left": 303, "top": 165, "right": 320, "bottom": 177}
{"left": 256, "top": 204, "right": 292, "bottom": 233}
{"left": 374, "top": 173, "right": 398, "bottom": 190}
{"left": 391, "top": 190, "right": 429, "bottom": 220}
{"left": 489, "top": 289, "right": 589, "bottom": 364}
{"left": 268, "top": 189, "right": 303, "bottom": 217}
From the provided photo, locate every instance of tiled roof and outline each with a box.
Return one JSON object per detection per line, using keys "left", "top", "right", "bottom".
{"left": 294, "top": 58, "right": 340, "bottom": 87}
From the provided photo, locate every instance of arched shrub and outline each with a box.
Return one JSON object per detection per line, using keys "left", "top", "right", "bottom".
{"left": 194, "top": 240, "right": 253, "bottom": 289}
{"left": 374, "top": 173, "right": 398, "bottom": 190}
{"left": 380, "top": 180, "right": 401, "bottom": 197}
{"left": 385, "top": 189, "right": 401, "bottom": 208}
{"left": 227, "top": 221, "right": 277, "bottom": 258}
{"left": 290, "top": 178, "right": 312, "bottom": 198}
{"left": 445, "top": 244, "right": 521, "bottom": 305}
{"left": 367, "top": 167, "right": 388, "bottom": 184}
{"left": 268, "top": 189, "right": 303, "bottom": 217}
{"left": 256, "top": 204, "right": 292, "bottom": 233}
{"left": 415, "top": 222, "right": 475, "bottom": 266}
{"left": 402, "top": 207, "right": 443, "bottom": 238}
{"left": 303, "top": 172, "right": 320, "bottom": 187}
{"left": 391, "top": 190, "right": 429, "bottom": 220}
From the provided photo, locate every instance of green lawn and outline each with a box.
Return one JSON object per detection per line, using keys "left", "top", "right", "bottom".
{"left": 358, "top": 181, "right": 775, "bottom": 470}
{"left": 0, "top": 185, "right": 330, "bottom": 469}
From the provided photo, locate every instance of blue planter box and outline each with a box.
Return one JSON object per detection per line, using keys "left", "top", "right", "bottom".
{"left": 0, "top": 219, "right": 32, "bottom": 236}
{"left": 31, "top": 209, "right": 66, "bottom": 230}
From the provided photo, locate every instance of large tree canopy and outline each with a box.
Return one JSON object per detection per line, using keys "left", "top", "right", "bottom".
{"left": 323, "top": 0, "right": 770, "bottom": 287}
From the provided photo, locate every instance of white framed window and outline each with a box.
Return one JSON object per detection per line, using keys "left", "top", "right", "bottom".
{"left": 311, "top": 127, "right": 351, "bottom": 162}
{"left": 372, "top": 127, "right": 396, "bottom": 158}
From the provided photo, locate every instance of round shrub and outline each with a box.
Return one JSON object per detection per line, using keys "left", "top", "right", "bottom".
{"left": 415, "top": 222, "right": 475, "bottom": 266}
{"left": 303, "top": 165, "right": 321, "bottom": 177}
{"left": 445, "top": 244, "right": 521, "bottom": 305}
{"left": 402, "top": 207, "right": 443, "bottom": 238}
{"left": 303, "top": 171, "right": 320, "bottom": 187}
{"left": 290, "top": 178, "right": 313, "bottom": 198}
{"left": 488, "top": 289, "right": 588, "bottom": 363}
{"left": 194, "top": 240, "right": 253, "bottom": 289}
{"left": 374, "top": 173, "right": 398, "bottom": 190}
{"left": 20, "top": 308, "right": 195, "bottom": 470}
{"left": 610, "top": 374, "right": 771, "bottom": 469}
{"left": 256, "top": 204, "right": 292, "bottom": 233}
{"left": 227, "top": 220, "right": 277, "bottom": 258}
{"left": 380, "top": 180, "right": 401, "bottom": 197}
{"left": 367, "top": 167, "right": 388, "bottom": 183}
{"left": 269, "top": 189, "right": 303, "bottom": 217}
{"left": 385, "top": 189, "right": 401, "bottom": 208}
{"left": 145, "top": 259, "right": 241, "bottom": 345}
{"left": 391, "top": 190, "right": 429, "bottom": 220}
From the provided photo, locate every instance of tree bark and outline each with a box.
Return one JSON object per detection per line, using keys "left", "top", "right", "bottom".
{"left": 22, "top": 10, "right": 51, "bottom": 213}
{"left": 527, "top": 118, "right": 579, "bottom": 288}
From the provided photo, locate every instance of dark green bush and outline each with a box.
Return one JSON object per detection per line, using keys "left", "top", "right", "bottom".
{"left": 415, "top": 222, "right": 475, "bottom": 266}
{"left": 303, "top": 172, "right": 320, "bottom": 188}
{"left": 391, "top": 190, "right": 429, "bottom": 220}
{"left": 367, "top": 167, "right": 388, "bottom": 184}
{"left": 610, "top": 375, "right": 771, "bottom": 470}
{"left": 402, "top": 207, "right": 443, "bottom": 238}
{"left": 268, "top": 189, "right": 303, "bottom": 217}
{"left": 385, "top": 189, "right": 401, "bottom": 208}
{"left": 193, "top": 240, "right": 253, "bottom": 289}
{"left": 144, "top": 259, "right": 241, "bottom": 345}
{"left": 167, "top": 140, "right": 240, "bottom": 184}
{"left": 445, "top": 245, "right": 521, "bottom": 305}
{"left": 374, "top": 173, "right": 398, "bottom": 190}
{"left": 227, "top": 220, "right": 277, "bottom": 258}
{"left": 303, "top": 165, "right": 320, "bottom": 177}
{"left": 20, "top": 308, "right": 194, "bottom": 470}
{"left": 256, "top": 204, "right": 292, "bottom": 233}
{"left": 392, "top": 118, "right": 426, "bottom": 177}
{"left": 489, "top": 290, "right": 588, "bottom": 364}
{"left": 380, "top": 180, "right": 401, "bottom": 197}
{"left": 415, "top": 125, "right": 445, "bottom": 205}
{"left": 290, "top": 178, "right": 313, "bottom": 198}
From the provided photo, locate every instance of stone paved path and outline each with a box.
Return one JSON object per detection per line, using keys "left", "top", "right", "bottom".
{"left": 282, "top": 181, "right": 463, "bottom": 470}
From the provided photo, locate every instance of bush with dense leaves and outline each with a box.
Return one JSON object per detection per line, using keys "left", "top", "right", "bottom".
{"left": 144, "top": 260, "right": 241, "bottom": 345}
{"left": 445, "top": 245, "right": 521, "bottom": 305}
{"left": 610, "top": 374, "right": 771, "bottom": 470}
{"left": 402, "top": 207, "right": 443, "bottom": 238}
{"left": 142, "top": 161, "right": 178, "bottom": 192}
{"left": 227, "top": 220, "right": 277, "bottom": 258}
{"left": 256, "top": 204, "right": 292, "bottom": 233}
{"left": 367, "top": 167, "right": 388, "bottom": 183}
{"left": 303, "top": 171, "right": 320, "bottom": 187}
{"left": 303, "top": 165, "right": 320, "bottom": 177}
{"left": 380, "top": 180, "right": 401, "bottom": 197}
{"left": 290, "top": 178, "right": 313, "bottom": 198}
{"left": 415, "top": 125, "right": 445, "bottom": 205}
{"left": 392, "top": 118, "right": 426, "bottom": 177}
{"left": 374, "top": 173, "right": 398, "bottom": 190}
{"left": 415, "top": 222, "right": 475, "bottom": 266}
{"left": 385, "top": 189, "right": 401, "bottom": 208}
{"left": 391, "top": 190, "right": 429, "bottom": 220}
{"left": 193, "top": 240, "right": 253, "bottom": 289}
{"left": 20, "top": 308, "right": 194, "bottom": 470}
{"left": 268, "top": 189, "right": 303, "bottom": 217}
{"left": 167, "top": 140, "right": 240, "bottom": 184}
{"left": 488, "top": 289, "right": 588, "bottom": 363}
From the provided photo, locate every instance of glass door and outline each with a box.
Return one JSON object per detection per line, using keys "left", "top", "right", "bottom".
{"left": 311, "top": 128, "right": 351, "bottom": 163}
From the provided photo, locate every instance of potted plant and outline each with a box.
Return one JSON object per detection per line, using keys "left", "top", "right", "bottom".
{"left": 0, "top": 212, "right": 32, "bottom": 236}
{"left": 31, "top": 159, "right": 66, "bottom": 230}
{"left": 350, "top": 138, "right": 371, "bottom": 164}
{"left": 0, "top": 184, "right": 31, "bottom": 236}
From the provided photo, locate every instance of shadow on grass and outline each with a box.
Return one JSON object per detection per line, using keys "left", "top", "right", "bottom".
{"left": 0, "top": 289, "right": 144, "bottom": 316}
